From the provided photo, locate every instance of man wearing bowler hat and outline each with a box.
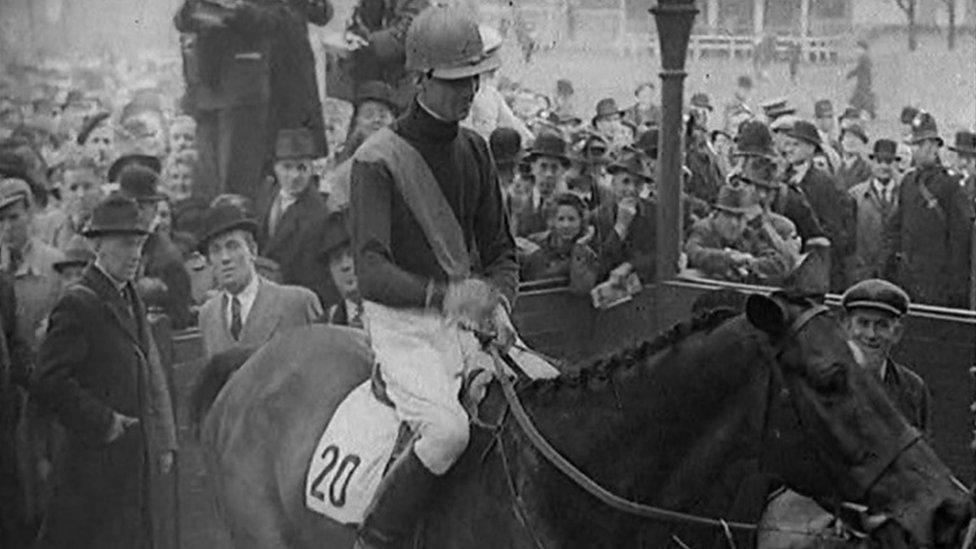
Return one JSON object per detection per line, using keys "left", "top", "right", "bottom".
{"left": 885, "top": 112, "right": 974, "bottom": 308}
{"left": 197, "top": 203, "right": 322, "bottom": 359}
{"left": 259, "top": 128, "right": 336, "bottom": 307}
{"left": 949, "top": 130, "right": 976, "bottom": 203}
{"left": 847, "top": 139, "right": 903, "bottom": 283}
{"left": 782, "top": 119, "right": 852, "bottom": 291}
{"left": 31, "top": 195, "right": 177, "bottom": 549}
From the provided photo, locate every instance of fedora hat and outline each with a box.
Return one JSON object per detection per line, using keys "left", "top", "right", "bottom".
{"left": 489, "top": 127, "right": 522, "bottom": 170}
{"left": 713, "top": 184, "right": 754, "bottom": 216}
{"left": 761, "top": 99, "right": 796, "bottom": 121}
{"left": 908, "top": 111, "right": 943, "bottom": 145}
{"left": 53, "top": 234, "right": 95, "bottom": 273}
{"left": 108, "top": 153, "right": 162, "bottom": 183}
{"left": 689, "top": 92, "right": 713, "bottom": 112}
{"left": 607, "top": 151, "right": 653, "bottom": 182}
{"left": 197, "top": 203, "right": 260, "bottom": 254}
{"left": 353, "top": 80, "right": 398, "bottom": 112}
{"left": 592, "top": 98, "right": 623, "bottom": 125}
{"left": 868, "top": 139, "right": 901, "bottom": 162}
{"left": 813, "top": 99, "right": 834, "bottom": 119}
{"left": 275, "top": 128, "right": 317, "bottom": 160}
{"left": 82, "top": 195, "right": 150, "bottom": 237}
{"left": 899, "top": 105, "right": 919, "bottom": 125}
{"left": 839, "top": 124, "right": 868, "bottom": 145}
{"left": 118, "top": 165, "right": 166, "bottom": 203}
{"left": 733, "top": 120, "right": 777, "bottom": 160}
{"left": 524, "top": 132, "right": 571, "bottom": 167}
{"left": 838, "top": 106, "right": 861, "bottom": 123}
{"left": 0, "top": 177, "right": 33, "bottom": 211}
{"left": 949, "top": 130, "right": 976, "bottom": 157}
{"left": 784, "top": 120, "right": 822, "bottom": 148}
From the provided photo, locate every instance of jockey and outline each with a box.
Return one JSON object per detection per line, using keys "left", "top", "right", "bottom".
{"left": 348, "top": 5, "right": 557, "bottom": 547}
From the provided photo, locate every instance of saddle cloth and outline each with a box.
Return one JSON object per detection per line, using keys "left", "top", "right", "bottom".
{"left": 305, "top": 380, "right": 401, "bottom": 525}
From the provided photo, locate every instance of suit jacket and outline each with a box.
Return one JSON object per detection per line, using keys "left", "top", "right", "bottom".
{"left": 141, "top": 232, "right": 194, "bottom": 329}
{"left": 882, "top": 360, "right": 931, "bottom": 437}
{"left": 847, "top": 179, "right": 899, "bottom": 283}
{"left": 31, "top": 266, "right": 177, "bottom": 548}
{"left": 199, "top": 276, "right": 323, "bottom": 358}
{"left": 259, "top": 184, "right": 338, "bottom": 307}
{"left": 175, "top": 0, "right": 292, "bottom": 111}
{"left": 592, "top": 200, "right": 657, "bottom": 282}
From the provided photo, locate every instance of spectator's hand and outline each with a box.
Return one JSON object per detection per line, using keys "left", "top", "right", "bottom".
{"left": 105, "top": 412, "right": 139, "bottom": 443}
{"left": 576, "top": 225, "right": 595, "bottom": 246}
{"left": 159, "top": 451, "right": 175, "bottom": 475}
{"left": 443, "top": 278, "right": 498, "bottom": 328}
{"left": 614, "top": 197, "right": 639, "bottom": 237}
{"left": 609, "top": 262, "right": 634, "bottom": 285}
{"left": 728, "top": 250, "right": 755, "bottom": 266}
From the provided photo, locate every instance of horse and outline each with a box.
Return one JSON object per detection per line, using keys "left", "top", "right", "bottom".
{"left": 192, "top": 292, "right": 973, "bottom": 548}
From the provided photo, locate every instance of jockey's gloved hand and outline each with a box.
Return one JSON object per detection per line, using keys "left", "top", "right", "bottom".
{"left": 443, "top": 278, "right": 499, "bottom": 329}
{"left": 490, "top": 303, "right": 516, "bottom": 353}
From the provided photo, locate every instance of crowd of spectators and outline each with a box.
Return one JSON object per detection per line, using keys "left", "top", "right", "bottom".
{"left": 1, "top": 13, "right": 976, "bottom": 544}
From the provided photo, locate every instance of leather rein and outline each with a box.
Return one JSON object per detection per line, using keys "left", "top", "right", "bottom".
{"left": 487, "top": 305, "right": 835, "bottom": 536}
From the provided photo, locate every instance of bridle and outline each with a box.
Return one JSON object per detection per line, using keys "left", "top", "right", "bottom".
{"left": 486, "top": 303, "right": 932, "bottom": 546}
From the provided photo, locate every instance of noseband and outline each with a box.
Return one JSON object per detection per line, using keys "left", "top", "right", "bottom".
{"left": 778, "top": 302, "right": 924, "bottom": 502}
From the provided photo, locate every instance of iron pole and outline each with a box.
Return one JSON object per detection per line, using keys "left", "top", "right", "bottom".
{"left": 651, "top": 0, "right": 697, "bottom": 283}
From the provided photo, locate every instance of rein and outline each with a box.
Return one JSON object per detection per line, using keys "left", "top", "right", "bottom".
{"left": 487, "top": 305, "right": 834, "bottom": 539}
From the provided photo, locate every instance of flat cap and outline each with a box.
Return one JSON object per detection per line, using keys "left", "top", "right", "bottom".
{"left": 842, "top": 278, "right": 910, "bottom": 317}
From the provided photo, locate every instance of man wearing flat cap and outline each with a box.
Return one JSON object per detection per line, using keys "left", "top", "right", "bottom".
{"left": 31, "top": 195, "right": 177, "bottom": 548}
{"left": 197, "top": 202, "right": 322, "bottom": 359}
{"left": 259, "top": 128, "right": 336, "bottom": 308}
{"left": 884, "top": 112, "right": 974, "bottom": 308}
{"left": 842, "top": 279, "right": 930, "bottom": 432}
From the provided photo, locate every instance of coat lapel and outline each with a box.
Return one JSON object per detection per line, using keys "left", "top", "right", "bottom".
{"left": 241, "top": 278, "right": 281, "bottom": 346}
{"left": 82, "top": 267, "right": 144, "bottom": 351}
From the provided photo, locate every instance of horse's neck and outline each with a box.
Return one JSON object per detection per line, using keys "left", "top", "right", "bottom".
{"left": 510, "top": 319, "right": 771, "bottom": 543}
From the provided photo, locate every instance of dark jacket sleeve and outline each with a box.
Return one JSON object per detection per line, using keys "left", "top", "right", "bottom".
{"left": 471, "top": 135, "right": 519, "bottom": 307}
{"left": 174, "top": 0, "right": 289, "bottom": 35}
{"left": 31, "top": 293, "right": 114, "bottom": 443}
{"left": 1, "top": 276, "right": 32, "bottom": 389}
{"left": 364, "top": 0, "right": 428, "bottom": 62}
{"left": 784, "top": 189, "right": 826, "bottom": 244}
{"left": 883, "top": 176, "right": 907, "bottom": 277}
{"left": 350, "top": 159, "right": 434, "bottom": 309}
{"left": 942, "top": 173, "right": 975, "bottom": 303}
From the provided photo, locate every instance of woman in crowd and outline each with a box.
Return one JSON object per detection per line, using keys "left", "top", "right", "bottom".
{"left": 521, "top": 192, "right": 590, "bottom": 281}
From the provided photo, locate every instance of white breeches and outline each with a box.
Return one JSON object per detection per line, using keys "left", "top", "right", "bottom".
{"left": 363, "top": 301, "right": 559, "bottom": 475}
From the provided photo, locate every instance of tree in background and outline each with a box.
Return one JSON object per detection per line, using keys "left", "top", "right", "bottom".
{"left": 939, "top": 0, "right": 956, "bottom": 50}
{"left": 893, "top": 0, "right": 918, "bottom": 51}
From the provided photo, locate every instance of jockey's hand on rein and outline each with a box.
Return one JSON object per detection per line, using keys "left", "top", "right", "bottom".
{"left": 443, "top": 278, "right": 499, "bottom": 327}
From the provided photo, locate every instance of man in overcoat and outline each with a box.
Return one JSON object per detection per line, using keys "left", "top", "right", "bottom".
{"left": 31, "top": 195, "right": 178, "bottom": 549}
{"left": 884, "top": 113, "right": 974, "bottom": 308}
{"left": 259, "top": 128, "right": 336, "bottom": 307}
{"left": 846, "top": 139, "right": 901, "bottom": 284}
{"left": 174, "top": 0, "right": 292, "bottom": 204}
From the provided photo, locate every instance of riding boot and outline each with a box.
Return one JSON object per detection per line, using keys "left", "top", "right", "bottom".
{"left": 355, "top": 447, "right": 438, "bottom": 549}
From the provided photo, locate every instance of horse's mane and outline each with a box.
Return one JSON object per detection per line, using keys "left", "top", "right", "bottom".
{"left": 520, "top": 308, "right": 741, "bottom": 396}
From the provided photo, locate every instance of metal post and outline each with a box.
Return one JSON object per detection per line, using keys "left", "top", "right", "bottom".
{"left": 652, "top": 0, "right": 698, "bottom": 283}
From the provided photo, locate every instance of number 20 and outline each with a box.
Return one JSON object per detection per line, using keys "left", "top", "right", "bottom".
{"left": 311, "top": 445, "right": 361, "bottom": 507}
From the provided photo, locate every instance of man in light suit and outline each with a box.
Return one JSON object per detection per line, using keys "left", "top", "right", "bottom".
{"left": 197, "top": 203, "right": 323, "bottom": 359}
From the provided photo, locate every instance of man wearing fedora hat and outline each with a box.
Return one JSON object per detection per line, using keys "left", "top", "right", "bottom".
{"left": 258, "top": 127, "right": 336, "bottom": 307}
{"left": 31, "top": 195, "right": 177, "bottom": 549}
{"left": 782, "top": 119, "right": 853, "bottom": 291}
{"left": 197, "top": 202, "right": 322, "bottom": 359}
{"left": 591, "top": 151, "right": 659, "bottom": 283}
{"left": 117, "top": 165, "right": 194, "bottom": 329}
{"left": 847, "top": 139, "right": 903, "bottom": 283}
{"left": 949, "top": 130, "right": 976, "bottom": 203}
{"left": 884, "top": 112, "right": 974, "bottom": 308}
{"left": 320, "top": 210, "right": 363, "bottom": 328}
{"left": 591, "top": 97, "right": 626, "bottom": 145}
{"left": 514, "top": 131, "right": 572, "bottom": 236}
{"left": 624, "top": 81, "right": 661, "bottom": 132}
{"left": 685, "top": 185, "right": 790, "bottom": 284}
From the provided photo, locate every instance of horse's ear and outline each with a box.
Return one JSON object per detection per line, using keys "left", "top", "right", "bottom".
{"left": 782, "top": 249, "right": 830, "bottom": 299}
{"left": 746, "top": 293, "right": 787, "bottom": 335}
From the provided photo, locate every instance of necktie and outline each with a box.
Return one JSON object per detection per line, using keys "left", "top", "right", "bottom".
{"left": 350, "top": 301, "right": 364, "bottom": 329}
{"left": 269, "top": 195, "right": 285, "bottom": 238}
{"left": 230, "top": 296, "right": 242, "bottom": 340}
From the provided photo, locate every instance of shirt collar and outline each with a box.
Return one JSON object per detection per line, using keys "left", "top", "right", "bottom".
{"left": 93, "top": 260, "right": 129, "bottom": 292}
{"left": 790, "top": 160, "right": 811, "bottom": 184}
{"left": 417, "top": 96, "right": 450, "bottom": 122}
{"left": 225, "top": 272, "right": 259, "bottom": 301}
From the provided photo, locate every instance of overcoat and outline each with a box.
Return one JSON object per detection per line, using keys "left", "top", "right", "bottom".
{"left": 32, "top": 266, "right": 177, "bottom": 549}
{"left": 846, "top": 179, "right": 899, "bottom": 283}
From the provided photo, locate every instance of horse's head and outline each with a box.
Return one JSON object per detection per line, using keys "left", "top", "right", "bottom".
{"left": 746, "top": 292, "right": 973, "bottom": 547}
